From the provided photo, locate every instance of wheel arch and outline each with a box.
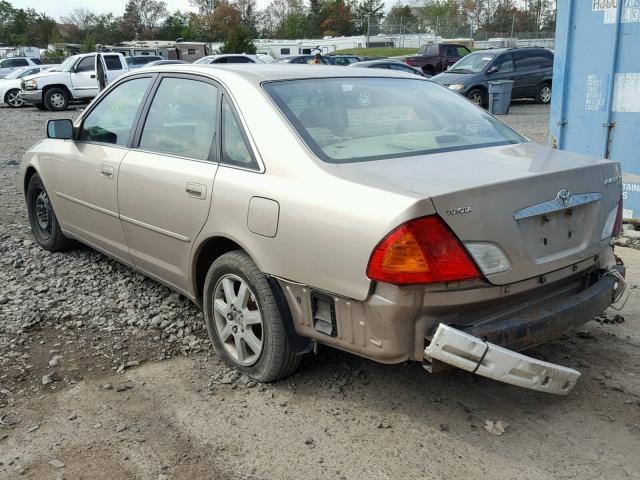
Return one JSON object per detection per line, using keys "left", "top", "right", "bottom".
{"left": 42, "top": 83, "right": 72, "bottom": 100}
{"left": 192, "top": 235, "right": 313, "bottom": 353}
{"left": 23, "top": 165, "right": 39, "bottom": 196}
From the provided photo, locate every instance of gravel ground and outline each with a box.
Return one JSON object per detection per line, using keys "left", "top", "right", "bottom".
{"left": 1, "top": 104, "right": 639, "bottom": 480}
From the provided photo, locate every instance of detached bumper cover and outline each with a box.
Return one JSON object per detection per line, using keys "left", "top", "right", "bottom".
{"left": 424, "top": 324, "right": 580, "bottom": 395}
{"left": 18, "top": 90, "right": 43, "bottom": 104}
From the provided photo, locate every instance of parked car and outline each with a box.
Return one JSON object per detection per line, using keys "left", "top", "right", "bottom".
{"left": 194, "top": 54, "right": 264, "bottom": 64}
{"left": 125, "top": 55, "right": 163, "bottom": 69}
{"left": 404, "top": 43, "right": 471, "bottom": 76}
{"left": 19, "top": 52, "right": 128, "bottom": 111}
{"left": 332, "top": 54, "right": 361, "bottom": 66}
{"left": 0, "top": 65, "right": 58, "bottom": 108}
{"left": 22, "top": 65, "right": 624, "bottom": 394}
{"left": 350, "top": 59, "right": 429, "bottom": 77}
{"left": 0, "top": 57, "right": 42, "bottom": 79}
{"left": 431, "top": 47, "right": 554, "bottom": 106}
{"left": 142, "top": 60, "right": 189, "bottom": 67}
{"left": 256, "top": 53, "right": 275, "bottom": 63}
{"left": 273, "top": 54, "right": 336, "bottom": 65}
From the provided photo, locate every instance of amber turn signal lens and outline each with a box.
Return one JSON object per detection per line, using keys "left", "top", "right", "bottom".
{"left": 367, "top": 215, "right": 481, "bottom": 285}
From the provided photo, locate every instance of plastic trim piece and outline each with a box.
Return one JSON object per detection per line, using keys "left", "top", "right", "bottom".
{"left": 424, "top": 323, "right": 581, "bottom": 395}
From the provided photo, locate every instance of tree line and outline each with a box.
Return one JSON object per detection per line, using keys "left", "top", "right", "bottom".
{"left": 0, "top": 0, "right": 556, "bottom": 49}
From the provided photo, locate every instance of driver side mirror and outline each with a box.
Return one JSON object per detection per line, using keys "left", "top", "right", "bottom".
{"left": 487, "top": 66, "right": 498, "bottom": 74}
{"left": 47, "top": 119, "right": 74, "bottom": 140}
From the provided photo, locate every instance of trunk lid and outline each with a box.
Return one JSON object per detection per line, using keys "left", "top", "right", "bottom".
{"left": 334, "top": 142, "right": 622, "bottom": 285}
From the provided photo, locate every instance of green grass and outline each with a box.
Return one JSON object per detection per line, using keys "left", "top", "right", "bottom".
{"left": 330, "top": 47, "right": 417, "bottom": 58}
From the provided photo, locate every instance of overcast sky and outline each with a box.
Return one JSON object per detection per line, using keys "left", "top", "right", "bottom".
{"left": 11, "top": 0, "right": 276, "bottom": 19}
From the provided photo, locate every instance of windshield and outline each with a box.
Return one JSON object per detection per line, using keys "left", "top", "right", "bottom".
{"left": 264, "top": 78, "right": 523, "bottom": 163}
{"left": 448, "top": 52, "right": 497, "bottom": 73}
{"left": 59, "top": 56, "right": 80, "bottom": 72}
{"left": 4, "top": 68, "right": 30, "bottom": 79}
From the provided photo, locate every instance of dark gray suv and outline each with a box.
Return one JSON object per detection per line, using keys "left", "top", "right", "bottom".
{"left": 431, "top": 47, "right": 553, "bottom": 107}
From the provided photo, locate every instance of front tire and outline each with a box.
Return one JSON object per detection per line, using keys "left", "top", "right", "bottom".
{"left": 26, "top": 173, "right": 74, "bottom": 252}
{"left": 203, "top": 251, "right": 301, "bottom": 382}
{"left": 5, "top": 89, "right": 23, "bottom": 108}
{"left": 536, "top": 83, "right": 552, "bottom": 104}
{"left": 467, "top": 88, "right": 486, "bottom": 107}
{"left": 44, "top": 88, "right": 69, "bottom": 111}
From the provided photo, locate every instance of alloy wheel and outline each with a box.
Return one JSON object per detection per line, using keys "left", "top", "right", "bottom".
{"left": 212, "top": 274, "right": 264, "bottom": 366}
{"left": 50, "top": 93, "right": 66, "bottom": 109}
{"left": 540, "top": 85, "right": 552, "bottom": 103}
{"left": 6, "top": 90, "right": 23, "bottom": 107}
{"left": 470, "top": 92, "right": 483, "bottom": 105}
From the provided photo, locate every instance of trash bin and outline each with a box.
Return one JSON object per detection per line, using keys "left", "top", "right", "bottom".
{"left": 488, "top": 80, "right": 514, "bottom": 115}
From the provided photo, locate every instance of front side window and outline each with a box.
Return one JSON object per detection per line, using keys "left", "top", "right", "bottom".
{"left": 75, "top": 55, "right": 95, "bottom": 73}
{"left": 227, "top": 56, "right": 251, "bottom": 63}
{"left": 139, "top": 77, "right": 218, "bottom": 160}
{"left": 222, "top": 97, "right": 257, "bottom": 169}
{"left": 264, "top": 78, "right": 523, "bottom": 163}
{"left": 493, "top": 54, "right": 514, "bottom": 73}
{"left": 79, "top": 77, "right": 151, "bottom": 145}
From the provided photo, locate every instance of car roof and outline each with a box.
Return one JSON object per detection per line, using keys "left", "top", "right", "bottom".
{"left": 471, "top": 46, "right": 552, "bottom": 55}
{"left": 136, "top": 63, "right": 425, "bottom": 83}
{"left": 351, "top": 59, "right": 403, "bottom": 67}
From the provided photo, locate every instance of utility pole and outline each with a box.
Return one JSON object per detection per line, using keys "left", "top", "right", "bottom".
{"left": 510, "top": 14, "right": 516, "bottom": 45}
{"left": 366, "top": 15, "right": 370, "bottom": 48}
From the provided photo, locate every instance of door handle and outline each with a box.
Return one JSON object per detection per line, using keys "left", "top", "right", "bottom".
{"left": 185, "top": 182, "right": 207, "bottom": 199}
{"left": 91, "top": 74, "right": 96, "bottom": 79}
{"left": 100, "top": 165, "right": 114, "bottom": 179}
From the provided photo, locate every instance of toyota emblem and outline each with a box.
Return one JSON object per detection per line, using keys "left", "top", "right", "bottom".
{"left": 556, "top": 188, "right": 572, "bottom": 207}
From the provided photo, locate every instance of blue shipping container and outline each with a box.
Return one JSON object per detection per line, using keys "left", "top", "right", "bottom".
{"left": 550, "top": 0, "right": 640, "bottom": 220}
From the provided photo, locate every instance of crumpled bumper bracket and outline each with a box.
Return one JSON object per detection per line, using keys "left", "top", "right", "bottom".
{"left": 424, "top": 324, "right": 581, "bottom": 395}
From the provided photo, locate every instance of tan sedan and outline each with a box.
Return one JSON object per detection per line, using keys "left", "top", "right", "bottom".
{"left": 21, "top": 65, "right": 625, "bottom": 394}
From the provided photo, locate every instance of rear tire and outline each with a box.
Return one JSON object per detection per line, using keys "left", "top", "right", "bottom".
{"left": 26, "top": 173, "right": 74, "bottom": 252}
{"left": 467, "top": 88, "right": 486, "bottom": 107}
{"left": 535, "top": 83, "right": 552, "bottom": 104}
{"left": 5, "top": 89, "right": 23, "bottom": 108}
{"left": 44, "top": 88, "right": 69, "bottom": 111}
{"left": 203, "top": 250, "right": 302, "bottom": 382}
{"left": 423, "top": 65, "right": 434, "bottom": 76}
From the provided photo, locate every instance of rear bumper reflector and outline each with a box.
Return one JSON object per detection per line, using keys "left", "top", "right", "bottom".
{"left": 424, "top": 324, "right": 581, "bottom": 395}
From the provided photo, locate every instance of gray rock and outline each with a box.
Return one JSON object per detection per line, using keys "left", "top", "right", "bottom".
{"left": 48, "top": 459, "right": 65, "bottom": 469}
{"left": 41, "top": 372, "right": 58, "bottom": 385}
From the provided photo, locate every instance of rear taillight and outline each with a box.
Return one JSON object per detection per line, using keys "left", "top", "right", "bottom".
{"left": 404, "top": 58, "right": 413, "bottom": 66}
{"left": 367, "top": 215, "right": 481, "bottom": 285}
{"left": 614, "top": 197, "right": 624, "bottom": 237}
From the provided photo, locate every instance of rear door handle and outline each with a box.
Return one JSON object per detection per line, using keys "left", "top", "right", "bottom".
{"left": 185, "top": 182, "right": 207, "bottom": 199}
{"left": 100, "top": 165, "right": 114, "bottom": 179}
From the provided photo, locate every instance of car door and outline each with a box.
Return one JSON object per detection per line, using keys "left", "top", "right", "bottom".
{"left": 50, "top": 75, "right": 154, "bottom": 262}
{"left": 486, "top": 52, "right": 516, "bottom": 90}
{"left": 512, "top": 50, "right": 546, "bottom": 98}
{"left": 117, "top": 75, "right": 219, "bottom": 291}
{"left": 71, "top": 55, "right": 99, "bottom": 98}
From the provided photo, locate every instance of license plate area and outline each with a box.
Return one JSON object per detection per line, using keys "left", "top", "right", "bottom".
{"left": 516, "top": 204, "right": 597, "bottom": 262}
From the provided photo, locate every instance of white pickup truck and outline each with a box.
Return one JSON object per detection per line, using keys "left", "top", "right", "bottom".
{"left": 19, "top": 52, "right": 129, "bottom": 111}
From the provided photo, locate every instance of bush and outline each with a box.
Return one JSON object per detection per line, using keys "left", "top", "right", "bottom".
{"left": 219, "top": 26, "right": 256, "bottom": 55}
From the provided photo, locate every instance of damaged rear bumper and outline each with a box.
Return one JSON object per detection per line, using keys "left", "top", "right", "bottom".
{"left": 424, "top": 324, "right": 581, "bottom": 394}
{"left": 423, "top": 265, "right": 625, "bottom": 395}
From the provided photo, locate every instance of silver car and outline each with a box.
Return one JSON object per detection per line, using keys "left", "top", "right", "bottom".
{"left": 20, "top": 65, "right": 625, "bottom": 394}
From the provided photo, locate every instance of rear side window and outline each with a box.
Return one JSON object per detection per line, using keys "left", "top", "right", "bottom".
{"left": 13, "top": 59, "right": 29, "bottom": 67}
{"left": 75, "top": 56, "right": 95, "bottom": 73}
{"left": 104, "top": 55, "right": 122, "bottom": 70}
{"left": 31, "top": 58, "right": 42, "bottom": 65}
{"left": 281, "top": 48, "right": 290, "bottom": 55}
{"left": 139, "top": 77, "right": 218, "bottom": 161}
{"left": 227, "top": 56, "right": 251, "bottom": 63}
{"left": 79, "top": 77, "right": 152, "bottom": 146}
{"left": 514, "top": 50, "right": 553, "bottom": 70}
{"left": 222, "top": 97, "right": 257, "bottom": 169}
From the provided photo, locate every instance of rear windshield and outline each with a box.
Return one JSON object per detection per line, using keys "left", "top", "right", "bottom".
{"left": 263, "top": 77, "right": 523, "bottom": 163}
